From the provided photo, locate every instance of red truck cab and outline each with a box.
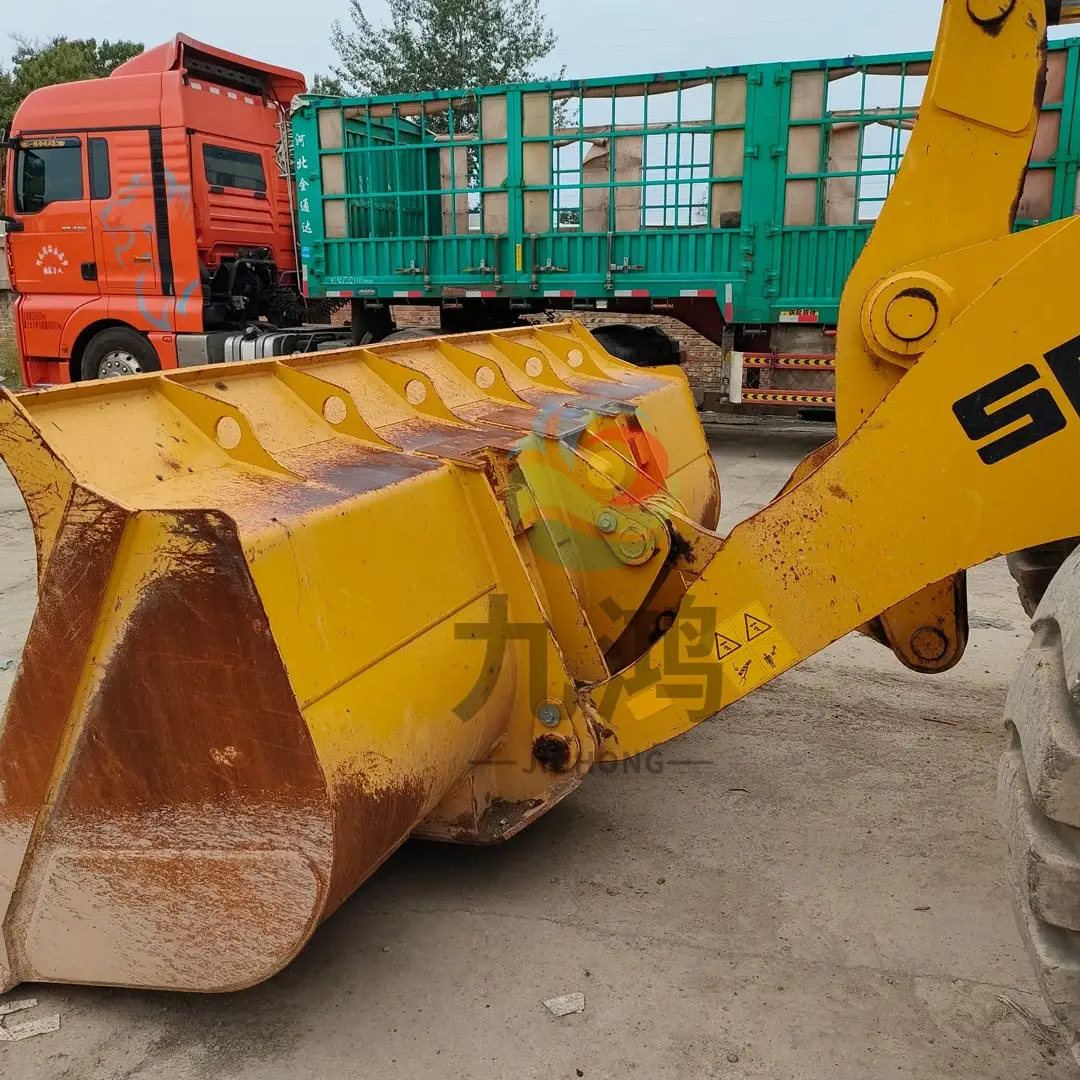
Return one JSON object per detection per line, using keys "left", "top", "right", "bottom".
{"left": 2, "top": 36, "right": 308, "bottom": 385}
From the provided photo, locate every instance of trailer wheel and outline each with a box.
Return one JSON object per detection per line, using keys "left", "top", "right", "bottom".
{"left": 380, "top": 328, "right": 441, "bottom": 343}
{"left": 1008, "top": 541, "right": 1080, "bottom": 617}
{"left": 589, "top": 324, "right": 682, "bottom": 368}
{"left": 80, "top": 327, "right": 161, "bottom": 381}
{"left": 999, "top": 544, "right": 1080, "bottom": 1062}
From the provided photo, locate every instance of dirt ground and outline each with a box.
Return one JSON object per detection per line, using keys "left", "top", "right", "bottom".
{"left": 0, "top": 418, "right": 1069, "bottom": 1080}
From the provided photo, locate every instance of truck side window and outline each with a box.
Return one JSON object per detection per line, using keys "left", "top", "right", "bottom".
{"left": 88, "top": 138, "right": 111, "bottom": 200}
{"left": 203, "top": 144, "right": 267, "bottom": 193}
{"left": 14, "top": 139, "right": 84, "bottom": 213}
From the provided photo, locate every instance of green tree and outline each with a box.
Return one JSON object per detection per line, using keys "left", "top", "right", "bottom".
{"left": 1, "top": 36, "right": 144, "bottom": 129}
{"left": 327, "top": 0, "right": 561, "bottom": 131}
{"left": 310, "top": 72, "right": 346, "bottom": 96}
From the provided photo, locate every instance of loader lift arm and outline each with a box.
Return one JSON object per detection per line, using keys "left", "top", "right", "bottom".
{"left": 592, "top": 0, "right": 1080, "bottom": 756}
{"left": 0, "top": 0, "right": 1077, "bottom": 1000}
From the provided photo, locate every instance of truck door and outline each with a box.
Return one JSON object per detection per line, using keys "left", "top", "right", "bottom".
{"left": 88, "top": 132, "right": 160, "bottom": 295}
{"left": 191, "top": 134, "right": 274, "bottom": 256}
{"left": 8, "top": 135, "right": 99, "bottom": 358}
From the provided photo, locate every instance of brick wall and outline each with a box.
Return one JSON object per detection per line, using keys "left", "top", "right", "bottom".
{"left": 391, "top": 305, "right": 440, "bottom": 329}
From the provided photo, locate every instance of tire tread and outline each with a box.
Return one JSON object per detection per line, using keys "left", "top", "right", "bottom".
{"left": 1000, "top": 546, "right": 1080, "bottom": 1058}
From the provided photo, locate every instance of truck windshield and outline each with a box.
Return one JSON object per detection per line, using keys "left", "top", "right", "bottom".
{"left": 15, "top": 139, "right": 84, "bottom": 213}
{"left": 203, "top": 144, "right": 266, "bottom": 193}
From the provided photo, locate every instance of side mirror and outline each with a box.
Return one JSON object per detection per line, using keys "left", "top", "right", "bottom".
{"left": 0, "top": 132, "right": 22, "bottom": 228}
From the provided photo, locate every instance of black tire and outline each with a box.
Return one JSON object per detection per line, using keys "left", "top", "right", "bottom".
{"left": 348, "top": 300, "right": 393, "bottom": 345}
{"left": 1008, "top": 541, "right": 1080, "bottom": 617}
{"left": 999, "top": 545, "right": 1080, "bottom": 1062}
{"left": 590, "top": 324, "right": 682, "bottom": 368}
{"left": 80, "top": 327, "right": 161, "bottom": 381}
{"left": 439, "top": 302, "right": 521, "bottom": 334}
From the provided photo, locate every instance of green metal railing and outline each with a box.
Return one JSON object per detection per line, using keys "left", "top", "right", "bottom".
{"left": 291, "top": 37, "right": 1080, "bottom": 325}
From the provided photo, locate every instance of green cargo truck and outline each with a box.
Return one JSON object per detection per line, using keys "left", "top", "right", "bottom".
{"left": 291, "top": 37, "right": 1080, "bottom": 408}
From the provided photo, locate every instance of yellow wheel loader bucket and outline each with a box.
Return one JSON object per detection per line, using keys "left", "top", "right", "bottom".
{"left": 0, "top": 322, "right": 717, "bottom": 992}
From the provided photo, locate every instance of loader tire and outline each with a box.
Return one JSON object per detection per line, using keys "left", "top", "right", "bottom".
{"left": 999, "top": 545, "right": 1080, "bottom": 1062}
{"left": 1008, "top": 540, "right": 1080, "bottom": 617}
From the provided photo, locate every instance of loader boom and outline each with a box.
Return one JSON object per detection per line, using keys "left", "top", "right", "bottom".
{"left": 0, "top": 0, "right": 1076, "bottom": 996}
{"left": 598, "top": 216, "right": 1080, "bottom": 755}
{"left": 598, "top": 0, "right": 1080, "bottom": 755}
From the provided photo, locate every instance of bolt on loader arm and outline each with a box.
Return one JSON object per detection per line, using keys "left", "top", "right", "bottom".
{"left": 0, "top": 0, "right": 1075, "bottom": 998}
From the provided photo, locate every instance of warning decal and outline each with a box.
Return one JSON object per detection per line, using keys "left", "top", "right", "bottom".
{"left": 713, "top": 602, "right": 798, "bottom": 703}
{"left": 619, "top": 601, "right": 800, "bottom": 730}
{"left": 779, "top": 308, "right": 820, "bottom": 324}
{"left": 742, "top": 392, "right": 836, "bottom": 406}
{"left": 714, "top": 632, "right": 743, "bottom": 660}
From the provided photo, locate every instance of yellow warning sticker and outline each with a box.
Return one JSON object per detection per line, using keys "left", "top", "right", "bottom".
{"left": 713, "top": 602, "right": 797, "bottom": 704}
{"left": 725, "top": 649, "right": 766, "bottom": 695}
{"left": 714, "top": 632, "right": 743, "bottom": 660}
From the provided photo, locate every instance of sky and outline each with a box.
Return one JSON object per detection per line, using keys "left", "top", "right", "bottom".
{"left": 4, "top": 0, "right": 1076, "bottom": 85}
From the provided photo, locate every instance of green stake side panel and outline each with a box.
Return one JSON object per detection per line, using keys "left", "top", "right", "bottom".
{"left": 293, "top": 39, "right": 1080, "bottom": 326}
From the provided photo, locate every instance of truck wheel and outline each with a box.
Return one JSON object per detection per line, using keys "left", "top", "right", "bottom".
{"left": 80, "top": 327, "right": 161, "bottom": 381}
{"left": 999, "top": 545, "right": 1080, "bottom": 1061}
{"left": 1008, "top": 541, "right": 1080, "bottom": 617}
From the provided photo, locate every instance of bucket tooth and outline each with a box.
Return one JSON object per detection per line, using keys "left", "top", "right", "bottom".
{"left": 289, "top": 348, "right": 522, "bottom": 465}
{"left": 364, "top": 337, "right": 532, "bottom": 424}
{"left": 157, "top": 377, "right": 300, "bottom": 477}
{"left": 272, "top": 363, "right": 396, "bottom": 449}
{"left": 458, "top": 331, "right": 579, "bottom": 396}
{"left": 434, "top": 339, "right": 537, "bottom": 404}
{"left": 288, "top": 348, "right": 461, "bottom": 429}
{"left": 163, "top": 364, "right": 433, "bottom": 488}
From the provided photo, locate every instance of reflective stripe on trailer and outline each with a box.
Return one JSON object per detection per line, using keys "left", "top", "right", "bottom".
{"left": 394, "top": 291, "right": 425, "bottom": 298}
{"left": 743, "top": 355, "right": 836, "bottom": 370}
{"left": 614, "top": 289, "right": 650, "bottom": 298}
{"left": 465, "top": 290, "right": 498, "bottom": 298}
{"left": 545, "top": 290, "right": 577, "bottom": 298}
{"left": 680, "top": 289, "right": 717, "bottom": 298}
{"left": 742, "top": 392, "right": 836, "bottom": 406}
{"left": 724, "top": 282, "right": 734, "bottom": 322}
{"left": 326, "top": 290, "right": 354, "bottom": 298}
